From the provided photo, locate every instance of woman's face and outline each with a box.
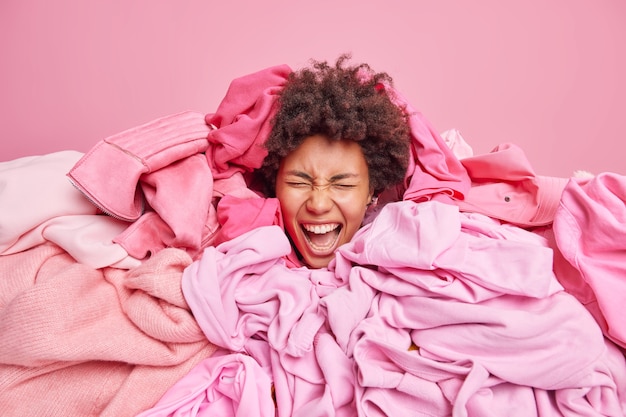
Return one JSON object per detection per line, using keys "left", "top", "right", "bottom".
{"left": 275, "top": 134, "right": 373, "bottom": 268}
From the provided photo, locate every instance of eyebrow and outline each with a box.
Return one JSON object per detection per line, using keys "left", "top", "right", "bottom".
{"left": 283, "top": 170, "right": 361, "bottom": 181}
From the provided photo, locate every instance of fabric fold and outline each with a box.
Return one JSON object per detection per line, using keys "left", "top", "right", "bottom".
{"left": 68, "top": 111, "right": 211, "bottom": 221}
{"left": 0, "top": 243, "right": 218, "bottom": 417}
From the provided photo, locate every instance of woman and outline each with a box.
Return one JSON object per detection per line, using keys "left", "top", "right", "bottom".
{"left": 256, "top": 55, "right": 412, "bottom": 269}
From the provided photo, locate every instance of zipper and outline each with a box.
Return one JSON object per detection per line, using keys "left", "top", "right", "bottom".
{"left": 67, "top": 177, "right": 143, "bottom": 222}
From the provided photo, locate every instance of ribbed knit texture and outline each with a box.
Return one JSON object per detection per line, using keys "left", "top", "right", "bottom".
{"left": 0, "top": 243, "right": 217, "bottom": 416}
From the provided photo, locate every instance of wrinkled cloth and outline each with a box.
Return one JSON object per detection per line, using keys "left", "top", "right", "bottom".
{"left": 136, "top": 351, "right": 275, "bottom": 417}
{"left": 67, "top": 65, "right": 291, "bottom": 260}
{"left": 68, "top": 111, "right": 213, "bottom": 222}
{"left": 65, "top": 64, "right": 472, "bottom": 261}
{"left": 384, "top": 87, "right": 470, "bottom": 204}
{"left": 68, "top": 111, "right": 216, "bottom": 258}
{"left": 457, "top": 143, "right": 569, "bottom": 227}
{"left": 0, "top": 150, "right": 139, "bottom": 268}
{"left": 182, "top": 200, "right": 626, "bottom": 417}
{"left": 204, "top": 64, "right": 292, "bottom": 179}
{"left": 441, "top": 128, "right": 475, "bottom": 160}
{"left": 0, "top": 244, "right": 218, "bottom": 417}
{"left": 552, "top": 172, "right": 626, "bottom": 351}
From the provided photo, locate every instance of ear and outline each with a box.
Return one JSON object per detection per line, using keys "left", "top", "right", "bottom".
{"left": 367, "top": 191, "right": 378, "bottom": 206}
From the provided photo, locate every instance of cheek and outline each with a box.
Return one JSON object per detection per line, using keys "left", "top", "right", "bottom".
{"left": 338, "top": 195, "right": 370, "bottom": 232}
{"left": 346, "top": 206, "right": 368, "bottom": 227}
{"left": 276, "top": 189, "right": 301, "bottom": 226}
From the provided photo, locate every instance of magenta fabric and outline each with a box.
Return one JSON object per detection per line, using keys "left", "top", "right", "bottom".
{"left": 457, "top": 142, "right": 569, "bottom": 227}
{"left": 213, "top": 195, "right": 282, "bottom": 246}
{"left": 204, "top": 64, "right": 291, "bottom": 179}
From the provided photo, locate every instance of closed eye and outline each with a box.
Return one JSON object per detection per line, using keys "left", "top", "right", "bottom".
{"left": 286, "top": 181, "right": 312, "bottom": 188}
{"left": 332, "top": 183, "right": 357, "bottom": 189}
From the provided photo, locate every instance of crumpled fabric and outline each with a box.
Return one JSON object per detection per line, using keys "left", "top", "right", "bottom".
{"left": 0, "top": 150, "right": 139, "bottom": 268}
{"left": 136, "top": 351, "right": 274, "bottom": 417}
{"left": 181, "top": 200, "right": 626, "bottom": 417}
{"left": 68, "top": 111, "right": 212, "bottom": 222}
{"left": 0, "top": 244, "right": 218, "bottom": 417}
{"left": 65, "top": 63, "right": 474, "bottom": 261}
{"left": 205, "top": 64, "right": 292, "bottom": 179}
{"left": 66, "top": 66, "right": 291, "bottom": 260}
{"left": 457, "top": 143, "right": 569, "bottom": 227}
{"left": 386, "top": 87, "right": 471, "bottom": 204}
{"left": 552, "top": 172, "right": 626, "bottom": 351}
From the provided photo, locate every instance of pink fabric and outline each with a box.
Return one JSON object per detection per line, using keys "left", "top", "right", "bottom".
{"left": 356, "top": 69, "right": 471, "bottom": 204}
{"left": 112, "top": 154, "right": 215, "bottom": 258}
{"left": 136, "top": 351, "right": 275, "bottom": 417}
{"left": 440, "top": 128, "right": 475, "bottom": 159}
{"left": 66, "top": 67, "right": 290, "bottom": 260}
{"left": 456, "top": 143, "right": 569, "bottom": 227}
{"left": 0, "top": 150, "right": 139, "bottom": 268}
{"left": 0, "top": 243, "right": 218, "bottom": 417}
{"left": 387, "top": 88, "right": 471, "bottom": 204}
{"left": 73, "top": 112, "right": 216, "bottom": 259}
{"left": 205, "top": 64, "right": 291, "bottom": 179}
{"left": 181, "top": 200, "right": 626, "bottom": 417}
{"left": 213, "top": 195, "right": 282, "bottom": 246}
{"left": 68, "top": 111, "right": 212, "bottom": 221}
{"left": 209, "top": 195, "right": 303, "bottom": 267}
{"left": 65, "top": 63, "right": 473, "bottom": 261}
{"left": 552, "top": 172, "right": 626, "bottom": 351}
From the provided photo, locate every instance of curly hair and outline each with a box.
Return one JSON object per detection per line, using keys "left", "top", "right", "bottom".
{"left": 257, "top": 55, "right": 411, "bottom": 196}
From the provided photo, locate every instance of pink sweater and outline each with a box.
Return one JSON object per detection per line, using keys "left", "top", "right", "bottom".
{"left": 0, "top": 244, "right": 217, "bottom": 417}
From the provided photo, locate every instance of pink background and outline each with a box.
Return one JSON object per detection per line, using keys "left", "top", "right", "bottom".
{"left": 1, "top": 0, "right": 625, "bottom": 177}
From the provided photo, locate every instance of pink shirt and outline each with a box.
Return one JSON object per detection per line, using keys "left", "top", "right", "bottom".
{"left": 457, "top": 142, "right": 569, "bottom": 227}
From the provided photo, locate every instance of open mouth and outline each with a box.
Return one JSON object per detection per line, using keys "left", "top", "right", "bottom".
{"left": 301, "top": 223, "right": 342, "bottom": 254}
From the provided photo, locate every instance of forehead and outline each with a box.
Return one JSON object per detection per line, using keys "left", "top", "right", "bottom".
{"left": 279, "top": 135, "right": 369, "bottom": 178}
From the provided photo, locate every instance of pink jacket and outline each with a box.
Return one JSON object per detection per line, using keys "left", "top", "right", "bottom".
{"left": 68, "top": 65, "right": 291, "bottom": 259}
{"left": 457, "top": 142, "right": 569, "bottom": 228}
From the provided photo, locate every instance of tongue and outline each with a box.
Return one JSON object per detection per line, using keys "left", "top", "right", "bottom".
{"left": 307, "top": 231, "right": 337, "bottom": 249}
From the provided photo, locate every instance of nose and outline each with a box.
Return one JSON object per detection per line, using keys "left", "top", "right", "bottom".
{"left": 306, "top": 186, "right": 334, "bottom": 213}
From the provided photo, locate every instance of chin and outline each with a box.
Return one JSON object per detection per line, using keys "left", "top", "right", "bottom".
{"left": 298, "top": 248, "right": 334, "bottom": 269}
